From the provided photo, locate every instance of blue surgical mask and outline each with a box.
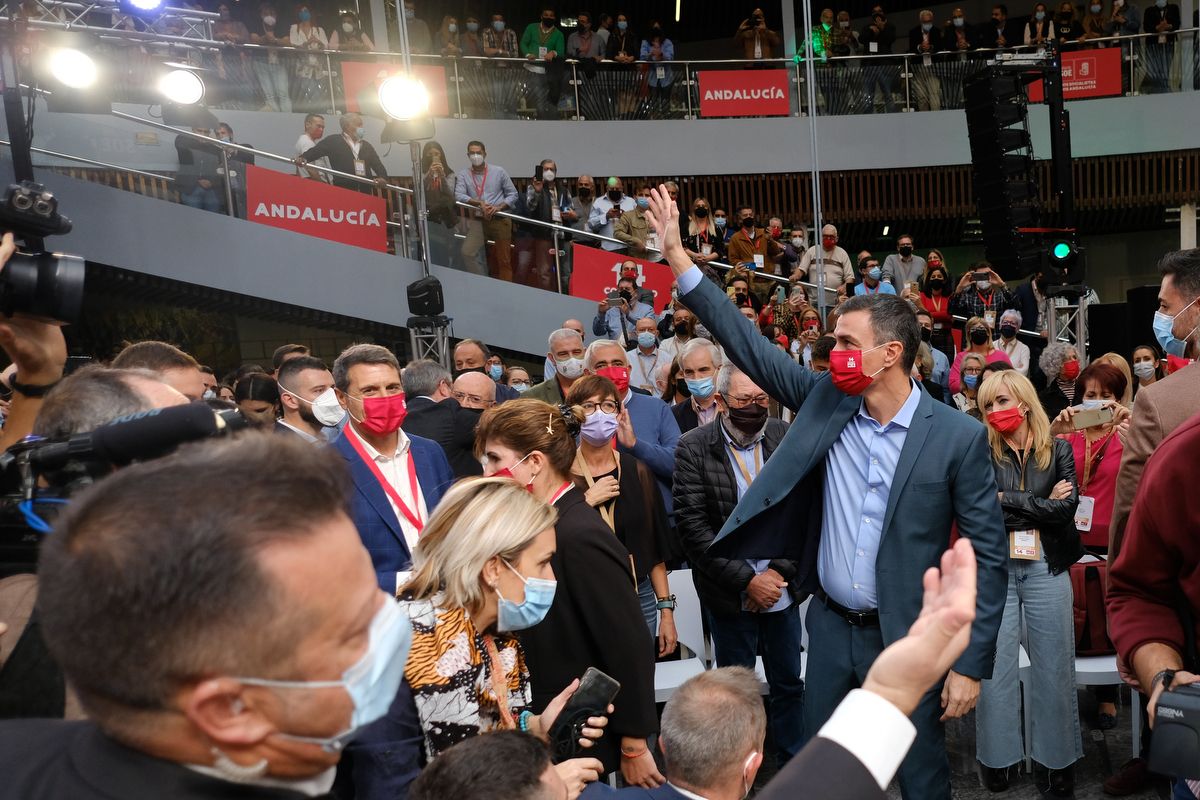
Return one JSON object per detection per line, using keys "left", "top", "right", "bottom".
{"left": 487, "top": 363, "right": 503, "bottom": 381}
{"left": 636, "top": 197, "right": 650, "bottom": 210}
{"left": 493, "top": 20, "right": 505, "bottom": 31}
{"left": 953, "top": 16, "right": 965, "bottom": 26}
{"left": 1036, "top": 10, "right": 1046, "bottom": 19}
{"left": 686, "top": 376, "right": 715, "bottom": 399}
{"left": 1153, "top": 296, "right": 1199, "bottom": 357}
{"left": 868, "top": 267, "right": 882, "bottom": 281}
{"left": 298, "top": 9, "right": 310, "bottom": 21}
{"left": 355, "top": 126, "right": 366, "bottom": 139}
{"left": 617, "top": 19, "right": 628, "bottom": 30}
{"left": 921, "top": 22, "right": 932, "bottom": 31}
{"left": 637, "top": 331, "right": 657, "bottom": 349}
{"left": 1133, "top": 361, "right": 1156, "bottom": 380}
{"left": 963, "top": 374, "right": 980, "bottom": 390}
{"left": 1156, "top": 0, "right": 1165, "bottom": 7}
{"left": 580, "top": 409, "right": 619, "bottom": 446}
{"left": 467, "top": 21, "right": 478, "bottom": 32}
{"left": 714, "top": 217, "right": 727, "bottom": 228}
{"left": 511, "top": 381, "right": 530, "bottom": 392}
{"left": 496, "top": 560, "right": 557, "bottom": 632}
{"left": 1079, "top": 399, "right": 1106, "bottom": 410}
{"left": 236, "top": 599, "right": 411, "bottom": 752}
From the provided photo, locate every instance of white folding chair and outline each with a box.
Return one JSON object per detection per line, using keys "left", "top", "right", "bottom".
{"left": 1076, "top": 654, "right": 1141, "bottom": 759}
{"left": 654, "top": 569, "right": 708, "bottom": 703}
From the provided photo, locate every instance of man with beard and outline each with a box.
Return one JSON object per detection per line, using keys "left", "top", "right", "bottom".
{"left": 274, "top": 355, "right": 335, "bottom": 442}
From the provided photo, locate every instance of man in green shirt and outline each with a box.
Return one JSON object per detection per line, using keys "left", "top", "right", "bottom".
{"left": 520, "top": 9, "right": 566, "bottom": 118}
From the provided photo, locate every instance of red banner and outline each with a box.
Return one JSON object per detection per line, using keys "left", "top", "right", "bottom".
{"left": 697, "top": 69, "right": 790, "bottom": 118}
{"left": 1027, "top": 47, "right": 1123, "bottom": 102}
{"left": 246, "top": 164, "right": 387, "bottom": 252}
{"left": 340, "top": 62, "right": 449, "bottom": 117}
{"left": 569, "top": 245, "right": 675, "bottom": 313}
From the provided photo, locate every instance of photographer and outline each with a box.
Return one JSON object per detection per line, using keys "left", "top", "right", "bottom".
{"left": 734, "top": 8, "right": 781, "bottom": 60}
{"left": 0, "top": 232, "right": 67, "bottom": 453}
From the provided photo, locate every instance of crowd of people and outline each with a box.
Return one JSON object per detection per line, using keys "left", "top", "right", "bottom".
{"left": 0, "top": 198, "right": 1199, "bottom": 800}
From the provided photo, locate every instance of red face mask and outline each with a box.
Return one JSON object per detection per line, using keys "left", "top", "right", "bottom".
{"left": 1166, "top": 354, "right": 1194, "bottom": 374}
{"left": 770, "top": 226, "right": 782, "bottom": 238}
{"left": 928, "top": 260, "right": 942, "bottom": 269}
{"left": 987, "top": 405, "right": 1026, "bottom": 434}
{"left": 803, "top": 319, "right": 820, "bottom": 332}
{"left": 829, "top": 345, "right": 884, "bottom": 396}
{"left": 354, "top": 393, "right": 407, "bottom": 436}
{"left": 594, "top": 365, "right": 631, "bottom": 395}
{"left": 1061, "top": 359, "right": 1081, "bottom": 381}
{"left": 493, "top": 453, "right": 534, "bottom": 491}
{"left": 822, "top": 236, "right": 836, "bottom": 250}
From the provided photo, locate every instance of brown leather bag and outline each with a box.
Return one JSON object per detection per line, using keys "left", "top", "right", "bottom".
{"left": 1070, "top": 560, "right": 1115, "bottom": 656}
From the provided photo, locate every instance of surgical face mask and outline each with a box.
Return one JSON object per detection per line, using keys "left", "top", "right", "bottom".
{"left": 469, "top": 152, "right": 485, "bottom": 167}
{"left": 953, "top": 16, "right": 965, "bottom": 26}
{"left": 237, "top": 599, "right": 411, "bottom": 753}
{"left": 487, "top": 363, "right": 503, "bottom": 381}
{"left": 1079, "top": 398, "right": 1106, "bottom": 411}
{"left": 493, "top": 19, "right": 505, "bottom": 31}
{"left": 309, "top": 387, "right": 347, "bottom": 427}
{"left": 1036, "top": 10, "right": 1046, "bottom": 19}
{"left": 636, "top": 197, "right": 650, "bottom": 210}
{"left": 580, "top": 409, "right": 619, "bottom": 445}
{"left": 354, "top": 126, "right": 366, "bottom": 140}
{"left": 867, "top": 267, "right": 882, "bottom": 282}
{"left": 791, "top": 236, "right": 804, "bottom": 249}
{"left": 262, "top": 14, "right": 276, "bottom": 26}
{"left": 685, "top": 376, "right": 715, "bottom": 399}
{"left": 495, "top": 560, "right": 556, "bottom": 631}
{"left": 715, "top": 216, "right": 727, "bottom": 229}
{"left": 617, "top": 19, "right": 628, "bottom": 30}
{"left": 448, "top": 23, "right": 457, "bottom": 33}
{"left": 467, "top": 21, "right": 478, "bottom": 32}
{"left": 202, "top": 388, "right": 216, "bottom": 400}
{"left": 298, "top": 10, "right": 311, "bottom": 22}
{"left": 1089, "top": 4, "right": 1101, "bottom": 12}
{"left": 1155, "top": 0, "right": 1165, "bottom": 7}
{"left": 976, "top": 279, "right": 991, "bottom": 291}
{"left": 1153, "top": 296, "right": 1200, "bottom": 357}
{"left": 342, "top": 21, "right": 354, "bottom": 32}
{"left": 541, "top": 169, "right": 555, "bottom": 183}
{"left": 839, "top": 19, "right": 850, "bottom": 27}
{"left": 637, "top": 331, "right": 657, "bottom": 349}
{"left": 963, "top": 373, "right": 980, "bottom": 390}
{"left": 511, "top": 381, "right": 530, "bottom": 392}
{"left": 922, "top": 22, "right": 933, "bottom": 31}
{"left": 555, "top": 355, "right": 586, "bottom": 380}
{"left": 1132, "top": 360, "right": 1156, "bottom": 380}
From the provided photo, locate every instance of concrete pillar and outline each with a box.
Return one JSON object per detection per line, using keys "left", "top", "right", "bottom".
{"left": 781, "top": 0, "right": 798, "bottom": 59}
{"left": 366, "top": 0, "right": 391, "bottom": 52}
{"left": 1182, "top": 203, "right": 1198, "bottom": 249}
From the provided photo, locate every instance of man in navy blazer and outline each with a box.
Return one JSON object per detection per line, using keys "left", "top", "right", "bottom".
{"left": 644, "top": 187, "right": 1007, "bottom": 800}
{"left": 332, "top": 344, "right": 454, "bottom": 593}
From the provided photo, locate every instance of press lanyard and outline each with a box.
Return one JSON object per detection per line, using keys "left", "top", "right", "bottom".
{"left": 728, "top": 442, "right": 763, "bottom": 486}
{"left": 345, "top": 428, "right": 425, "bottom": 533}
{"left": 863, "top": 283, "right": 881, "bottom": 295}
{"left": 976, "top": 289, "right": 995, "bottom": 309}
{"left": 470, "top": 166, "right": 489, "bottom": 199}
{"left": 927, "top": 294, "right": 944, "bottom": 313}
{"left": 1080, "top": 431, "right": 1114, "bottom": 494}
{"left": 343, "top": 133, "right": 362, "bottom": 159}
{"left": 482, "top": 634, "right": 516, "bottom": 730}
{"left": 1009, "top": 440, "right": 1032, "bottom": 491}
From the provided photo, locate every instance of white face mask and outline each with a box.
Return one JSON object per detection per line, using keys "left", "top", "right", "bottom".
{"left": 542, "top": 169, "right": 555, "bottom": 183}
{"left": 555, "top": 356, "right": 585, "bottom": 380}
{"left": 468, "top": 153, "right": 485, "bottom": 167}
{"left": 262, "top": 15, "right": 276, "bottom": 26}
{"left": 343, "top": 22, "right": 354, "bottom": 32}
{"left": 791, "top": 237, "right": 804, "bottom": 248}
{"left": 310, "top": 387, "right": 348, "bottom": 427}
{"left": 976, "top": 279, "right": 991, "bottom": 291}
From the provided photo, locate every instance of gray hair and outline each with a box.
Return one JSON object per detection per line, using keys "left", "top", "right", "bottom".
{"left": 1038, "top": 341, "right": 1078, "bottom": 380}
{"left": 332, "top": 343, "right": 400, "bottom": 392}
{"left": 659, "top": 668, "right": 766, "bottom": 789}
{"left": 339, "top": 112, "right": 363, "bottom": 132}
{"left": 402, "top": 359, "right": 451, "bottom": 399}
{"left": 34, "top": 365, "right": 163, "bottom": 439}
{"left": 584, "top": 338, "right": 624, "bottom": 370}
{"left": 714, "top": 363, "right": 746, "bottom": 397}
{"left": 548, "top": 327, "right": 583, "bottom": 352}
{"left": 678, "top": 338, "right": 723, "bottom": 371}
{"left": 915, "top": 343, "right": 933, "bottom": 380}
{"left": 1000, "top": 309, "right": 1023, "bottom": 327}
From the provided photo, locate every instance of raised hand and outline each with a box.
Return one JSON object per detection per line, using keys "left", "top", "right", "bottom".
{"left": 644, "top": 185, "right": 690, "bottom": 278}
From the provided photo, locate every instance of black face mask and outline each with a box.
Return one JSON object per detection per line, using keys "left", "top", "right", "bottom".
{"left": 899, "top": 245, "right": 913, "bottom": 257}
{"left": 741, "top": 217, "right": 756, "bottom": 229}
{"left": 675, "top": 377, "right": 692, "bottom": 398}
{"left": 927, "top": 278, "right": 945, "bottom": 291}
{"left": 1035, "top": 277, "right": 1048, "bottom": 293}
{"left": 969, "top": 328, "right": 990, "bottom": 345}
{"left": 694, "top": 207, "right": 708, "bottom": 218}
{"left": 619, "top": 290, "right": 633, "bottom": 302}
{"left": 673, "top": 319, "right": 691, "bottom": 337}
{"left": 607, "top": 189, "right": 622, "bottom": 202}
{"left": 542, "top": 16, "right": 555, "bottom": 26}
{"left": 578, "top": 187, "right": 593, "bottom": 200}
{"left": 725, "top": 402, "right": 769, "bottom": 435}
{"left": 1000, "top": 324, "right": 1018, "bottom": 339}
{"left": 734, "top": 292, "right": 748, "bottom": 305}
{"left": 920, "top": 327, "right": 932, "bottom": 342}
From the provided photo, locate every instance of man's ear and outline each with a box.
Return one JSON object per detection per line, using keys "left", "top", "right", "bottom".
{"left": 184, "top": 678, "right": 275, "bottom": 750}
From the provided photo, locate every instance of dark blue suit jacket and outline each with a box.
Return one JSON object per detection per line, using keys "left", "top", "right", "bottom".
{"left": 333, "top": 429, "right": 454, "bottom": 592}
{"left": 683, "top": 273, "right": 1007, "bottom": 679}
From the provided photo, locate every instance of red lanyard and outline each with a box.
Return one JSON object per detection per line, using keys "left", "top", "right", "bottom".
{"left": 975, "top": 289, "right": 995, "bottom": 309}
{"left": 863, "top": 283, "right": 881, "bottom": 295}
{"left": 470, "top": 166, "right": 489, "bottom": 199}
{"left": 345, "top": 428, "right": 425, "bottom": 533}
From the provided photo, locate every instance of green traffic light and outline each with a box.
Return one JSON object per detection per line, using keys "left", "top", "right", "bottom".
{"left": 1052, "top": 242, "right": 1073, "bottom": 260}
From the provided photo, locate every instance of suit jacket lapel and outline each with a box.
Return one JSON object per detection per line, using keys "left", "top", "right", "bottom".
{"left": 337, "top": 435, "right": 407, "bottom": 548}
{"left": 407, "top": 439, "right": 436, "bottom": 508}
{"left": 880, "top": 389, "right": 934, "bottom": 538}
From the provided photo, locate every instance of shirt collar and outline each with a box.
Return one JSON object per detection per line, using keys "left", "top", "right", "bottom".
{"left": 666, "top": 783, "right": 712, "bottom": 800}
{"left": 276, "top": 419, "right": 320, "bottom": 442}
{"left": 184, "top": 765, "right": 336, "bottom": 797}
{"left": 858, "top": 378, "right": 921, "bottom": 430}
{"left": 348, "top": 421, "right": 411, "bottom": 461}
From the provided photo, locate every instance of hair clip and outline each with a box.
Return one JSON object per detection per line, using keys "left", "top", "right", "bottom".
{"left": 546, "top": 412, "right": 555, "bottom": 434}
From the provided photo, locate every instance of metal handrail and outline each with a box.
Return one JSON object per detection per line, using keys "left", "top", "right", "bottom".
{"left": 0, "top": 139, "right": 175, "bottom": 182}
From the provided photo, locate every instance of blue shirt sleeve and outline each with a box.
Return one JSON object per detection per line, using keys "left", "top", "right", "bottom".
{"left": 676, "top": 266, "right": 704, "bottom": 294}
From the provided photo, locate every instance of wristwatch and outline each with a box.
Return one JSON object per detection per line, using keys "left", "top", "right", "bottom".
{"left": 655, "top": 594, "right": 677, "bottom": 612}
{"left": 1151, "top": 669, "right": 1177, "bottom": 694}
{"left": 9, "top": 373, "right": 61, "bottom": 398}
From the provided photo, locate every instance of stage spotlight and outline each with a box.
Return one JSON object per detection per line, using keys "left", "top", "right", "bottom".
{"left": 120, "top": 0, "right": 165, "bottom": 14}
{"left": 159, "top": 69, "right": 205, "bottom": 105}
{"left": 378, "top": 75, "right": 430, "bottom": 121}
{"left": 47, "top": 48, "right": 97, "bottom": 90}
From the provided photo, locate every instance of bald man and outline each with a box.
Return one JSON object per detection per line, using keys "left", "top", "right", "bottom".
{"left": 452, "top": 371, "right": 496, "bottom": 410}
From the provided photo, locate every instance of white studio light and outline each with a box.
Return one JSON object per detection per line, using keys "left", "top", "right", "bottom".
{"left": 378, "top": 75, "right": 430, "bottom": 121}
{"left": 159, "top": 69, "right": 205, "bottom": 105}
{"left": 48, "top": 48, "right": 98, "bottom": 90}
{"left": 128, "top": 0, "right": 165, "bottom": 11}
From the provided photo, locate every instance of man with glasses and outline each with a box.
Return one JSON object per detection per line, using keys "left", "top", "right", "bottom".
{"left": 673, "top": 362, "right": 804, "bottom": 766}
{"left": 451, "top": 370, "right": 496, "bottom": 410}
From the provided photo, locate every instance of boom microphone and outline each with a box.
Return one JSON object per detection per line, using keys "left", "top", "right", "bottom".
{"left": 27, "top": 403, "right": 241, "bottom": 471}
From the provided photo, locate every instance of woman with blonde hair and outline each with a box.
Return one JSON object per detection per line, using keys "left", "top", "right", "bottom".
{"left": 974, "top": 370, "right": 1083, "bottom": 796}
{"left": 475, "top": 398, "right": 663, "bottom": 787}
{"left": 345, "top": 478, "right": 610, "bottom": 800}
{"left": 951, "top": 351, "right": 987, "bottom": 418}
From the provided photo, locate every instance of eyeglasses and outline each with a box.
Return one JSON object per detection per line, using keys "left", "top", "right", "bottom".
{"left": 962, "top": 367, "right": 984, "bottom": 376}
{"left": 453, "top": 391, "right": 490, "bottom": 405}
{"left": 581, "top": 400, "right": 619, "bottom": 415}
{"left": 725, "top": 393, "right": 769, "bottom": 408}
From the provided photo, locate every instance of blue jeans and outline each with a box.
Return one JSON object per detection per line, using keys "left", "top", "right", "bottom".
{"left": 708, "top": 603, "right": 805, "bottom": 760}
{"left": 637, "top": 577, "right": 657, "bottom": 637}
{"left": 977, "top": 558, "right": 1082, "bottom": 770}
{"left": 253, "top": 59, "right": 291, "bottom": 112}
{"left": 180, "top": 185, "right": 221, "bottom": 212}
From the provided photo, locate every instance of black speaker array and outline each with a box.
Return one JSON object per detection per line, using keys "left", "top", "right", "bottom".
{"left": 964, "top": 71, "right": 1043, "bottom": 280}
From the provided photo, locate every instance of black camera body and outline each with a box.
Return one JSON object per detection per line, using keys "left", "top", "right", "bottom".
{"left": 0, "top": 181, "right": 85, "bottom": 323}
{"left": 1150, "top": 684, "right": 1200, "bottom": 780}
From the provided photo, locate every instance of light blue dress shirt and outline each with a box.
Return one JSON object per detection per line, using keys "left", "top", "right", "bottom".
{"left": 818, "top": 379, "right": 922, "bottom": 611}
{"left": 721, "top": 424, "right": 792, "bottom": 613}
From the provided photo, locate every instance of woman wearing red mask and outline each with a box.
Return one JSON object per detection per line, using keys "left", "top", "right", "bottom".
{"left": 918, "top": 251, "right": 955, "bottom": 361}
{"left": 1036, "top": 342, "right": 1081, "bottom": 421}
{"left": 975, "top": 369, "right": 1083, "bottom": 796}
{"left": 475, "top": 398, "right": 662, "bottom": 787}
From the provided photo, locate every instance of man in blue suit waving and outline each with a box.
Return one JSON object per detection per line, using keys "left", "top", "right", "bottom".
{"left": 645, "top": 187, "right": 1007, "bottom": 800}
{"left": 332, "top": 344, "right": 454, "bottom": 593}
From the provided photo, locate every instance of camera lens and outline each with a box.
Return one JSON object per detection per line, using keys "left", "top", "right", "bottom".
{"left": 0, "top": 251, "right": 86, "bottom": 323}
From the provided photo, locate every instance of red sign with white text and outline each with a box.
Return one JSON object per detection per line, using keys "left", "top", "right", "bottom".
{"left": 570, "top": 245, "right": 675, "bottom": 313}
{"left": 697, "top": 69, "right": 790, "bottom": 117}
{"left": 1027, "top": 47, "right": 1122, "bottom": 101}
{"left": 246, "top": 165, "right": 387, "bottom": 252}
{"left": 340, "top": 61, "right": 449, "bottom": 117}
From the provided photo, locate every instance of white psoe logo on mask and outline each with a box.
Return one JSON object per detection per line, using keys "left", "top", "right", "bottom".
{"left": 847, "top": 357, "right": 857, "bottom": 368}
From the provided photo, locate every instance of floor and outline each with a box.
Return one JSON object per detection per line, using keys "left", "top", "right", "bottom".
{"left": 749, "top": 687, "right": 1171, "bottom": 799}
